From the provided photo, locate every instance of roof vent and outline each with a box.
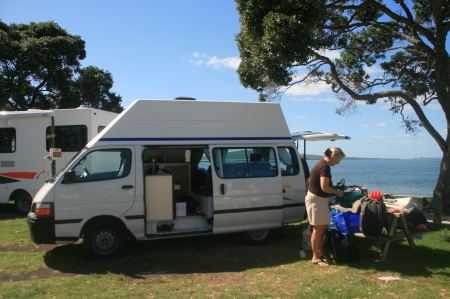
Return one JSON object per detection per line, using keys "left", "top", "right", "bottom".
{"left": 174, "top": 97, "right": 196, "bottom": 101}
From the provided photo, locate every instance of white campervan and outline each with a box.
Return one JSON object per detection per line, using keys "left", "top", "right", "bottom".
{"left": 28, "top": 99, "right": 307, "bottom": 258}
{"left": 0, "top": 108, "right": 117, "bottom": 213}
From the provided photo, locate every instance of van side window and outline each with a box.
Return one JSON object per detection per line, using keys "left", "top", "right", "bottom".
{"left": 71, "top": 149, "right": 131, "bottom": 183}
{"left": 213, "top": 147, "right": 277, "bottom": 178}
{"left": 0, "top": 128, "right": 16, "bottom": 153}
{"left": 277, "top": 147, "right": 300, "bottom": 176}
{"left": 46, "top": 125, "right": 88, "bottom": 152}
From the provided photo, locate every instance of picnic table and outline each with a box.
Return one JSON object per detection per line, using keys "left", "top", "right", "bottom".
{"left": 335, "top": 196, "right": 420, "bottom": 262}
{"left": 354, "top": 206, "right": 416, "bottom": 262}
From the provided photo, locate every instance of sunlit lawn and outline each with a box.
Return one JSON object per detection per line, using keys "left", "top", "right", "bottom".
{"left": 0, "top": 203, "right": 449, "bottom": 299}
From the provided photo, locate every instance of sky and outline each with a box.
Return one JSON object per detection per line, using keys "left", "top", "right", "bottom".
{"left": 0, "top": 0, "right": 446, "bottom": 159}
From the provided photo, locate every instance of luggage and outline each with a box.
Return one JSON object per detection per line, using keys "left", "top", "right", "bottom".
{"left": 330, "top": 209, "right": 360, "bottom": 235}
{"left": 334, "top": 183, "right": 367, "bottom": 208}
{"left": 360, "top": 195, "right": 388, "bottom": 236}
{"left": 324, "top": 229, "right": 360, "bottom": 263}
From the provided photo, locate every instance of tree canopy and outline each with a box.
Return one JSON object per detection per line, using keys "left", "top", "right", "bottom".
{"left": 0, "top": 20, "right": 122, "bottom": 112}
{"left": 236, "top": 0, "right": 450, "bottom": 217}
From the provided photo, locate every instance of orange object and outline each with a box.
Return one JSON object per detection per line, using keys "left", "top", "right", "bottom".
{"left": 35, "top": 207, "right": 51, "bottom": 216}
{"left": 369, "top": 190, "right": 383, "bottom": 200}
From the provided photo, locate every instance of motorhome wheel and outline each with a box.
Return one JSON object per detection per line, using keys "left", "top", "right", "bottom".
{"left": 244, "top": 229, "right": 270, "bottom": 245}
{"left": 83, "top": 223, "right": 126, "bottom": 259}
{"left": 15, "top": 192, "right": 32, "bottom": 214}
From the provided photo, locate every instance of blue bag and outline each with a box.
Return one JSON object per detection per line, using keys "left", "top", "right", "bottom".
{"left": 331, "top": 209, "right": 360, "bottom": 236}
{"left": 346, "top": 212, "right": 360, "bottom": 234}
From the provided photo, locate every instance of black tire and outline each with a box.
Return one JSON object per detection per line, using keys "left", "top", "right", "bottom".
{"left": 15, "top": 192, "right": 32, "bottom": 214}
{"left": 83, "top": 222, "right": 126, "bottom": 259}
{"left": 243, "top": 229, "right": 270, "bottom": 245}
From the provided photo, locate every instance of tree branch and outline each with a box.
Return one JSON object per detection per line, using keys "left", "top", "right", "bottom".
{"left": 4, "top": 98, "right": 18, "bottom": 110}
{"left": 313, "top": 50, "right": 447, "bottom": 151}
{"left": 368, "top": 21, "right": 435, "bottom": 57}
{"left": 326, "top": 18, "right": 434, "bottom": 58}
{"left": 423, "top": 96, "right": 438, "bottom": 106}
{"left": 369, "top": 0, "right": 436, "bottom": 45}
{"left": 30, "top": 79, "right": 47, "bottom": 107}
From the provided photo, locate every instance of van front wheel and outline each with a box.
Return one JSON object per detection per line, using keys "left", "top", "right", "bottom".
{"left": 244, "top": 229, "right": 270, "bottom": 245}
{"left": 83, "top": 223, "right": 126, "bottom": 259}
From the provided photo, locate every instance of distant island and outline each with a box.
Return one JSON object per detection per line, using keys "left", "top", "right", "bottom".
{"left": 304, "top": 154, "right": 440, "bottom": 160}
{"left": 304, "top": 154, "right": 384, "bottom": 160}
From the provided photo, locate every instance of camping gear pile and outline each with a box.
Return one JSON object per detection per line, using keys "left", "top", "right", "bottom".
{"left": 323, "top": 180, "right": 428, "bottom": 264}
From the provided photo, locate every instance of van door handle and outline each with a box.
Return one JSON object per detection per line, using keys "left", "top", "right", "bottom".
{"left": 122, "top": 185, "right": 134, "bottom": 189}
{"left": 220, "top": 184, "right": 226, "bottom": 195}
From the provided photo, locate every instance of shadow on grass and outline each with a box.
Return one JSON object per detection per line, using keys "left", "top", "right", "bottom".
{"left": 333, "top": 222, "right": 450, "bottom": 277}
{"left": 43, "top": 223, "right": 450, "bottom": 279}
{"left": 0, "top": 203, "right": 24, "bottom": 220}
{"left": 44, "top": 227, "right": 302, "bottom": 279}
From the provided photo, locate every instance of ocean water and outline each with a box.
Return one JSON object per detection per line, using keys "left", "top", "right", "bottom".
{"left": 307, "top": 158, "right": 441, "bottom": 196}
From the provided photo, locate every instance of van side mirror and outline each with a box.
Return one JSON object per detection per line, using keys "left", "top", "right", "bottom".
{"left": 62, "top": 170, "right": 76, "bottom": 184}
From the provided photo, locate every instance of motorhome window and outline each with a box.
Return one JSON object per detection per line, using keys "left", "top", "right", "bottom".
{"left": 71, "top": 149, "right": 131, "bottom": 183}
{"left": 46, "top": 125, "right": 88, "bottom": 152}
{"left": 213, "top": 147, "right": 277, "bottom": 178}
{"left": 0, "top": 128, "right": 16, "bottom": 153}
{"left": 277, "top": 147, "right": 300, "bottom": 176}
{"left": 98, "top": 126, "right": 106, "bottom": 133}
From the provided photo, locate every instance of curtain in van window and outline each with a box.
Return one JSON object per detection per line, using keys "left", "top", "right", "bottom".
{"left": 213, "top": 147, "right": 277, "bottom": 178}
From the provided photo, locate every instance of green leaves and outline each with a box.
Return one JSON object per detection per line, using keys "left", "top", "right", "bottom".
{"left": 236, "top": 0, "right": 325, "bottom": 91}
{"left": 0, "top": 20, "right": 121, "bottom": 112}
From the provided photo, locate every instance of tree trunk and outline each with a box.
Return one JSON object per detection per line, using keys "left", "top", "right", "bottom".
{"left": 433, "top": 140, "right": 450, "bottom": 223}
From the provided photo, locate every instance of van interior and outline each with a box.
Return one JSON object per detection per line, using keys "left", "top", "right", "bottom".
{"left": 143, "top": 146, "right": 213, "bottom": 235}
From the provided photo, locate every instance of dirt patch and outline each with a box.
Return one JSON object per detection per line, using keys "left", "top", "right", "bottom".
{"left": 0, "top": 268, "right": 71, "bottom": 282}
{"left": 118, "top": 271, "right": 247, "bottom": 286}
{"left": 0, "top": 244, "right": 57, "bottom": 252}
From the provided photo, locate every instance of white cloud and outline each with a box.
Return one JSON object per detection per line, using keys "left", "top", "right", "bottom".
{"left": 364, "top": 65, "right": 384, "bottom": 76}
{"left": 188, "top": 52, "right": 241, "bottom": 70}
{"left": 363, "top": 122, "right": 388, "bottom": 128}
{"left": 289, "top": 95, "right": 339, "bottom": 104}
{"left": 206, "top": 56, "right": 241, "bottom": 69}
{"left": 284, "top": 79, "right": 331, "bottom": 96}
{"left": 188, "top": 59, "right": 204, "bottom": 66}
{"left": 192, "top": 51, "right": 203, "bottom": 58}
{"left": 319, "top": 49, "right": 341, "bottom": 60}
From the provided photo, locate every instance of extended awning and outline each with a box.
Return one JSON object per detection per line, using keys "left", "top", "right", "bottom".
{"left": 291, "top": 131, "right": 351, "bottom": 158}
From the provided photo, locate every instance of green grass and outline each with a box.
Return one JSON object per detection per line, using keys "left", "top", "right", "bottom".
{"left": 0, "top": 203, "right": 449, "bottom": 298}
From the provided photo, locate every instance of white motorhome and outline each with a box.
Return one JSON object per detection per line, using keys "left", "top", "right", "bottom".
{"left": 0, "top": 108, "right": 117, "bottom": 213}
{"left": 28, "top": 99, "right": 307, "bottom": 258}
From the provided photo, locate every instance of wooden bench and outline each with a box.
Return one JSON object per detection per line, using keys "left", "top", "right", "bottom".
{"left": 354, "top": 211, "right": 416, "bottom": 262}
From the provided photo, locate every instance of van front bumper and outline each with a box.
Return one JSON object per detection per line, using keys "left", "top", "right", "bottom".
{"left": 27, "top": 212, "right": 55, "bottom": 244}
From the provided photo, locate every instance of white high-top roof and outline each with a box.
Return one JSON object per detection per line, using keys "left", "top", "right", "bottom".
{"left": 89, "top": 99, "right": 292, "bottom": 146}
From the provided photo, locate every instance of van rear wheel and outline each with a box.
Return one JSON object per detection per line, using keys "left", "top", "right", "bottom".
{"left": 15, "top": 192, "right": 32, "bottom": 214}
{"left": 83, "top": 223, "right": 126, "bottom": 259}
{"left": 244, "top": 229, "right": 270, "bottom": 245}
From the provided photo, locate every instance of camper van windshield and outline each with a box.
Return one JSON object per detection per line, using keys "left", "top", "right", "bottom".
{"left": 50, "top": 148, "right": 86, "bottom": 182}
